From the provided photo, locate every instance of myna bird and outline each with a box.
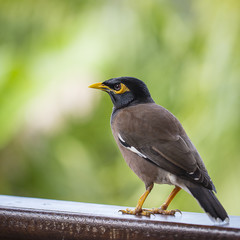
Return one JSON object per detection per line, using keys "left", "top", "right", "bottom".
{"left": 89, "top": 76, "right": 229, "bottom": 223}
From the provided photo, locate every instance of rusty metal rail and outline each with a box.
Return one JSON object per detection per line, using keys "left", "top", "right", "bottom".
{"left": 0, "top": 195, "right": 239, "bottom": 240}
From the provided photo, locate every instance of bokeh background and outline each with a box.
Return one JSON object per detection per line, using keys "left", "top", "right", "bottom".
{"left": 0, "top": 0, "right": 239, "bottom": 216}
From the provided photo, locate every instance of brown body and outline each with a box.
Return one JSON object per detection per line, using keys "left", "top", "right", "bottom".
{"left": 111, "top": 103, "right": 212, "bottom": 191}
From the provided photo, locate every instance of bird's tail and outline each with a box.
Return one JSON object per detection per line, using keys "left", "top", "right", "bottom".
{"left": 187, "top": 185, "right": 229, "bottom": 223}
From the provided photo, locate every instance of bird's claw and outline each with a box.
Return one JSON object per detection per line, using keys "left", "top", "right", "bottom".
{"left": 119, "top": 208, "right": 181, "bottom": 216}
{"left": 119, "top": 208, "right": 151, "bottom": 216}
{"left": 143, "top": 208, "right": 182, "bottom": 216}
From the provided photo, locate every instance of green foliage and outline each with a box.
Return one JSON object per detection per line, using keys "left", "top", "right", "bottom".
{"left": 0, "top": 0, "right": 239, "bottom": 215}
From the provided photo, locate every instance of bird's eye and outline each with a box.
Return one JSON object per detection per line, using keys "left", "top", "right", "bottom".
{"left": 113, "top": 83, "right": 121, "bottom": 91}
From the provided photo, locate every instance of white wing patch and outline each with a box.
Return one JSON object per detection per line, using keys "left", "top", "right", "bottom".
{"left": 118, "top": 133, "right": 147, "bottom": 159}
{"left": 128, "top": 146, "right": 147, "bottom": 158}
{"left": 118, "top": 133, "right": 125, "bottom": 143}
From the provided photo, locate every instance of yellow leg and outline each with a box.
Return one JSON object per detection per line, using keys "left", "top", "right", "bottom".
{"left": 161, "top": 186, "right": 181, "bottom": 210}
{"left": 119, "top": 183, "right": 154, "bottom": 216}
{"left": 148, "top": 186, "right": 181, "bottom": 215}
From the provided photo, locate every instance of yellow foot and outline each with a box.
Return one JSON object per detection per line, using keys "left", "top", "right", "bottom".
{"left": 119, "top": 208, "right": 152, "bottom": 216}
{"left": 143, "top": 208, "right": 182, "bottom": 216}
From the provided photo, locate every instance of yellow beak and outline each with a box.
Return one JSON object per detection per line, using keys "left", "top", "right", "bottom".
{"left": 88, "top": 82, "right": 111, "bottom": 92}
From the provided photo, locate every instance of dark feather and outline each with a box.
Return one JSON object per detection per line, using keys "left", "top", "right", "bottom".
{"left": 187, "top": 185, "right": 228, "bottom": 222}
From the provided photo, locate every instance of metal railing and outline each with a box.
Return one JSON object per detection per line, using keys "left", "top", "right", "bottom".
{"left": 0, "top": 195, "right": 239, "bottom": 239}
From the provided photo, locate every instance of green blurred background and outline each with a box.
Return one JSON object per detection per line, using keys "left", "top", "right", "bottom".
{"left": 0, "top": 0, "right": 239, "bottom": 216}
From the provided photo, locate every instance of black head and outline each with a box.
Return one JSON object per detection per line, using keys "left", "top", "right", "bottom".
{"left": 89, "top": 77, "right": 154, "bottom": 110}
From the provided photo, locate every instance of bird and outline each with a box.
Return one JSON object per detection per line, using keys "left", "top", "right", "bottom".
{"left": 89, "top": 76, "right": 229, "bottom": 223}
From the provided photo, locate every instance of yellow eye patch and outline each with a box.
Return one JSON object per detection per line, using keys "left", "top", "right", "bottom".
{"left": 114, "top": 83, "right": 130, "bottom": 94}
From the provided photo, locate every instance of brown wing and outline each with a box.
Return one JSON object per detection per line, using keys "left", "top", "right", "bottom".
{"left": 113, "top": 103, "right": 215, "bottom": 191}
